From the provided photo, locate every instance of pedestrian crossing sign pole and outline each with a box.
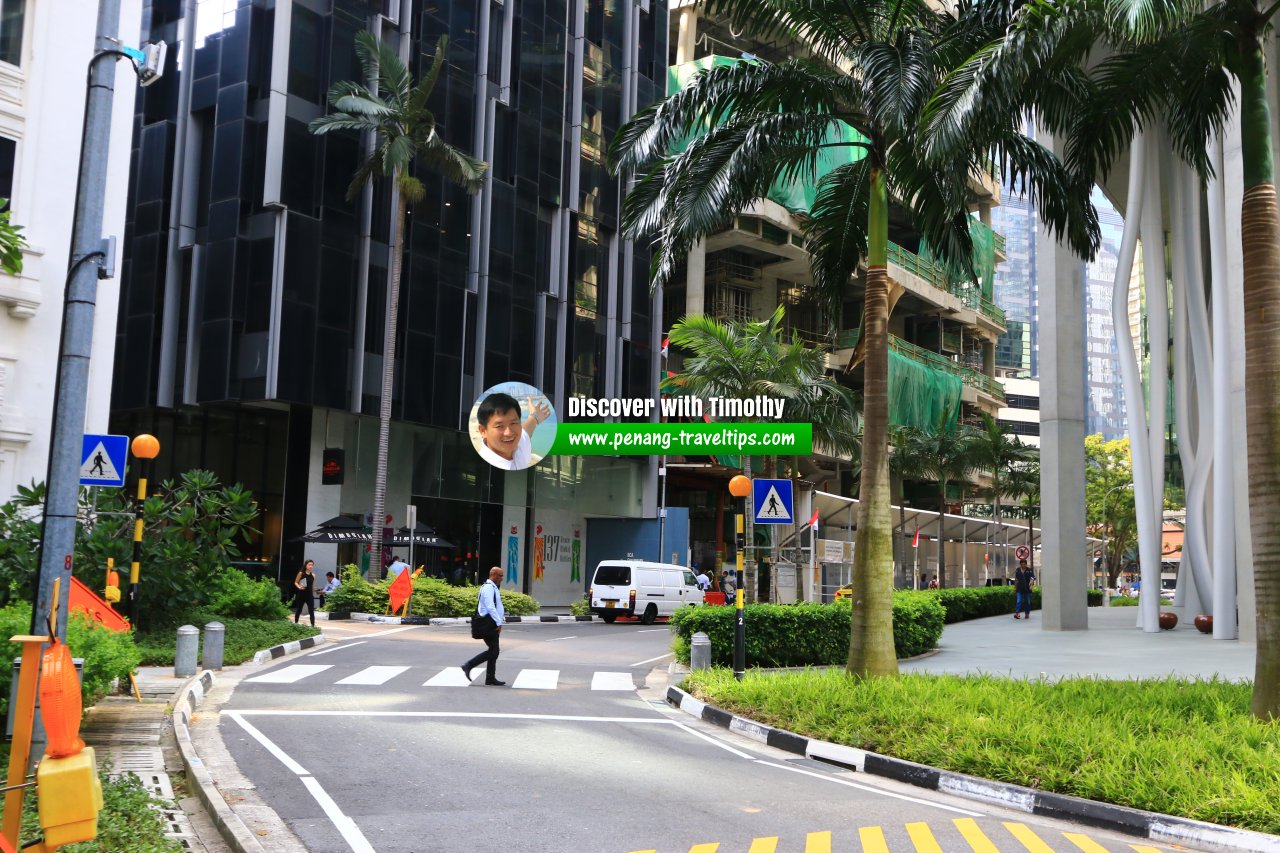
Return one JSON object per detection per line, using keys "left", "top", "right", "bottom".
{"left": 79, "top": 434, "right": 128, "bottom": 488}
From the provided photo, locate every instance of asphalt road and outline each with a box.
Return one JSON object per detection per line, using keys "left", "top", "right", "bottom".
{"left": 217, "top": 620, "right": 1200, "bottom": 853}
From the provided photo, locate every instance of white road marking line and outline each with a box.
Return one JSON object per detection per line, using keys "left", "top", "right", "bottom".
{"left": 591, "top": 672, "right": 635, "bottom": 691}
{"left": 354, "top": 625, "right": 425, "bottom": 639}
{"left": 671, "top": 721, "right": 758, "bottom": 759}
{"left": 424, "top": 667, "right": 475, "bottom": 687}
{"left": 547, "top": 635, "right": 578, "bottom": 641}
{"left": 245, "top": 664, "right": 332, "bottom": 684}
{"left": 320, "top": 626, "right": 360, "bottom": 632}
{"left": 300, "top": 776, "right": 375, "bottom": 853}
{"left": 307, "top": 641, "right": 368, "bottom": 657}
{"left": 233, "top": 709, "right": 672, "bottom": 723}
{"left": 225, "top": 712, "right": 309, "bottom": 775}
{"left": 630, "top": 652, "right": 674, "bottom": 667}
{"left": 335, "top": 665, "right": 410, "bottom": 686}
{"left": 511, "top": 668, "right": 560, "bottom": 690}
{"left": 753, "top": 760, "right": 983, "bottom": 815}
{"left": 637, "top": 628, "right": 668, "bottom": 633}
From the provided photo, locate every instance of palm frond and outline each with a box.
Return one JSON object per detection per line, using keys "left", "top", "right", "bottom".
{"left": 308, "top": 113, "right": 384, "bottom": 136}
{"left": 420, "top": 136, "right": 488, "bottom": 192}
{"left": 805, "top": 158, "right": 873, "bottom": 322}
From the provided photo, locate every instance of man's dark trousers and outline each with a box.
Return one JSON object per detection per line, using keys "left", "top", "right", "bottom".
{"left": 464, "top": 631, "right": 501, "bottom": 681}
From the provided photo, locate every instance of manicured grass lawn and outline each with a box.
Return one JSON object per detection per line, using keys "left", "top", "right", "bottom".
{"left": 683, "top": 668, "right": 1280, "bottom": 834}
{"left": 134, "top": 617, "right": 320, "bottom": 666}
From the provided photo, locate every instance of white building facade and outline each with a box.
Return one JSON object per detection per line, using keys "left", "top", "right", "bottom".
{"left": 0, "top": 0, "right": 140, "bottom": 501}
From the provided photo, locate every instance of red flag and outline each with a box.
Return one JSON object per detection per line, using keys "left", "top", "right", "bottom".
{"left": 660, "top": 336, "right": 670, "bottom": 358}
{"left": 912, "top": 525, "right": 920, "bottom": 548}
{"left": 388, "top": 569, "right": 412, "bottom": 614}
{"left": 807, "top": 509, "right": 819, "bottom": 530}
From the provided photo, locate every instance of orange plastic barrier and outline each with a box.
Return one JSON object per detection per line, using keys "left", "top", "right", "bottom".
{"left": 68, "top": 575, "right": 131, "bottom": 633}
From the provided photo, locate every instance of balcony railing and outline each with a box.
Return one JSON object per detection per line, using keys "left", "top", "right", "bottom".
{"left": 886, "top": 241, "right": 949, "bottom": 291}
{"left": 994, "top": 231, "right": 1006, "bottom": 257}
{"left": 888, "top": 336, "right": 1006, "bottom": 405}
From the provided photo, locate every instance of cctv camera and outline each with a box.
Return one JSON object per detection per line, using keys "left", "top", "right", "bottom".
{"left": 138, "top": 41, "right": 167, "bottom": 87}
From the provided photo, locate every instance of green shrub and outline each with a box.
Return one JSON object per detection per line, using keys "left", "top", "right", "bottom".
{"left": 325, "top": 566, "right": 540, "bottom": 616}
{"left": 209, "top": 568, "right": 288, "bottom": 620}
{"left": 1087, "top": 588, "right": 1104, "bottom": 606}
{"left": 668, "top": 593, "right": 945, "bottom": 667}
{"left": 0, "top": 604, "right": 140, "bottom": 719}
{"left": 569, "top": 596, "right": 591, "bottom": 617}
{"left": 1108, "top": 594, "right": 1139, "bottom": 606}
{"left": 134, "top": 614, "right": 318, "bottom": 666}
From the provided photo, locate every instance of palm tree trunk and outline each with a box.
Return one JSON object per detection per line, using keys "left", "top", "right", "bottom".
{"left": 848, "top": 169, "right": 898, "bottom": 677}
{"left": 370, "top": 190, "right": 408, "bottom": 575}
{"left": 1238, "top": 38, "right": 1280, "bottom": 720}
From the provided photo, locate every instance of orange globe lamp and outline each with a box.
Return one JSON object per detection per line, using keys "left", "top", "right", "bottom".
{"left": 131, "top": 434, "right": 161, "bottom": 460}
{"left": 728, "top": 475, "right": 751, "bottom": 498}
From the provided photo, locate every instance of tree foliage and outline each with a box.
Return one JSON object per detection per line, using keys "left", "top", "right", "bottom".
{"left": 1085, "top": 434, "right": 1137, "bottom": 587}
{"left": 0, "top": 198, "right": 25, "bottom": 275}
{"left": 0, "top": 470, "right": 260, "bottom": 627}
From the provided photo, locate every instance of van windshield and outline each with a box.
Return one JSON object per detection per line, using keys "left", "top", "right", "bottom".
{"left": 594, "top": 565, "right": 630, "bottom": 585}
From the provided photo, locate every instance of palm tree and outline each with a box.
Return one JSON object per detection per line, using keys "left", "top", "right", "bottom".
{"left": 930, "top": 0, "right": 1280, "bottom": 720}
{"left": 969, "top": 413, "right": 1036, "bottom": 576}
{"left": 897, "top": 425, "right": 980, "bottom": 588}
{"left": 311, "top": 34, "right": 486, "bottom": 568}
{"left": 611, "top": 0, "right": 1097, "bottom": 677}
{"left": 1003, "top": 461, "right": 1040, "bottom": 571}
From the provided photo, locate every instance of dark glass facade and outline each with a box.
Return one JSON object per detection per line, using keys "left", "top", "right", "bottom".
{"left": 112, "top": 0, "right": 667, "bottom": 579}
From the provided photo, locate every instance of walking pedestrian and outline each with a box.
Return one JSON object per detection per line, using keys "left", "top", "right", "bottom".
{"left": 462, "top": 567, "right": 507, "bottom": 686}
{"left": 292, "top": 560, "right": 317, "bottom": 626}
{"left": 1013, "top": 559, "right": 1034, "bottom": 620}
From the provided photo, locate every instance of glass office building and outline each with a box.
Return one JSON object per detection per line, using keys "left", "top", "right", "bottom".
{"left": 110, "top": 0, "right": 667, "bottom": 603}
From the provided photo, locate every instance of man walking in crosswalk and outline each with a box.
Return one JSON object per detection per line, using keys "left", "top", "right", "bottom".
{"left": 462, "top": 567, "right": 507, "bottom": 686}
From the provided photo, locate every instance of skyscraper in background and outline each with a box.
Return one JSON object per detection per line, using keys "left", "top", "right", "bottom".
{"left": 990, "top": 186, "right": 1037, "bottom": 377}
{"left": 1083, "top": 187, "right": 1129, "bottom": 440}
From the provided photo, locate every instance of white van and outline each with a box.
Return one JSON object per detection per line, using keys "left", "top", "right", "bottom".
{"left": 589, "top": 560, "right": 701, "bottom": 624}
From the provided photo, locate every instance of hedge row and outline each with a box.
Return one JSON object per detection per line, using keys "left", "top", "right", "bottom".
{"left": 324, "top": 566, "right": 540, "bottom": 617}
{"left": 926, "top": 586, "right": 1104, "bottom": 622}
{"left": 668, "top": 593, "right": 946, "bottom": 668}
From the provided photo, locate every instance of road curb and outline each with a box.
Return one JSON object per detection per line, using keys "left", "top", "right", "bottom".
{"left": 664, "top": 685, "right": 1280, "bottom": 853}
{"left": 250, "top": 633, "right": 327, "bottom": 664}
{"left": 172, "top": 670, "right": 266, "bottom": 853}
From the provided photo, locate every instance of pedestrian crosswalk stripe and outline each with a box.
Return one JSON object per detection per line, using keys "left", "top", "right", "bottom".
{"left": 858, "top": 825, "right": 889, "bottom": 853}
{"left": 905, "top": 821, "right": 943, "bottom": 853}
{"left": 335, "top": 666, "right": 409, "bottom": 686}
{"left": 424, "top": 667, "right": 474, "bottom": 687}
{"left": 1064, "top": 833, "right": 1110, "bottom": 852}
{"left": 688, "top": 845, "right": 719, "bottom": 853}
{"left": 746, "top": 837, "right": 777, "bottom": 853}
{"left": 1002, "top": 821, "right": 1055, "bottom": 853}
{"left": 246, "top": 665, "right": 332, "bottom": 684}
{"left": 591, "top": 671, "right": 634, "bottom": 690}
{"left": 805, "top": 830, "right": 831, "bottom": 853}
{"left": 954, "top": 817, "right": 1000, "bottom": 852}
{"left": 511, "top": 669, "right": 559, "bottom": 689}
{"left": 1129, "top": 847, "right": 1163, "bottom": 853}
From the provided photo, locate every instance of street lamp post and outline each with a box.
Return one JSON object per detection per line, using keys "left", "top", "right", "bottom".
{"left": 128, "top": 434, "right": 161, "bottom": 629}
{"left": 728, "top": 475, "right": 751, "bottom": 681}
{"left": 1101, "top": 482, "right": 1134, "bottom": 599}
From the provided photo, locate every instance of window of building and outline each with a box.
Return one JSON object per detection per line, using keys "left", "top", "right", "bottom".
{"left": 0, "top": 0, "right": 24, "bottom": 67}
{"left": 711, "top": 285, "right": 752, "bottom": 324}
{"left": 0, "top": 136, "right": 14, "bottom": 204}
{"left": 1004, "top": 393, "right": 1039, "bottom": 410}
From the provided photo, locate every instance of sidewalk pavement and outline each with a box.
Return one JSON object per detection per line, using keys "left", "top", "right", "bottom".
{"left": 900, "top": 604, "right": 1255, "bottom": 681}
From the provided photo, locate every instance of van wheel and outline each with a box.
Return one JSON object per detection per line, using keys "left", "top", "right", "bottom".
{"left": 640, "top": 604, "right": 658, "bottom": 625}
{"left": 601, "top": 613, "right": 617, "bottom": 624}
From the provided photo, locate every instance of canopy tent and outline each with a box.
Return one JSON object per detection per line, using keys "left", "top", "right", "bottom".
{"left": 293, "top": 515, "right": 372, "bottom": 544}
{"left": 391, "top": 523, "right": 456, "bottom": 550}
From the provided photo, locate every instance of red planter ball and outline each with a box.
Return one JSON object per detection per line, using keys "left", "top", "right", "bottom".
{"left": 1158, "top": 611, "right": 1178, "bottom": 630}
{"left": 1194, "top": 614, "right": 1213, "bottom": 634}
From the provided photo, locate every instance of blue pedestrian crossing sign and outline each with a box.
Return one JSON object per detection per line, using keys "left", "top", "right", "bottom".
{"left": 80, "top": 434, "right": 128, "bottom": 487}
{"left": 752, "top": 478, "right": 793, "bottom": 525}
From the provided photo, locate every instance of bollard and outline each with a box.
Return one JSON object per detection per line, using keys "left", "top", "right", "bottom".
{"left": 203, "top": 622, "right": 225, "bottom": 671}
{"left": 174, "top": 625, "right": 199, "bottom": 678}
{"left": 690, "top": 632, "right": 711, "bottom": 672}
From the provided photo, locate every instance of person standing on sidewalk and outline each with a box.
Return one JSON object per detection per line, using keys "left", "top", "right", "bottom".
{"left": 292, "top": 560, "right": 317, "bottom": 626}
{"left": 462, "top": 567, "right": 507, "bottom": 685}
{"left": 1013, "top": 559, "right": 1034, "bottom": 620}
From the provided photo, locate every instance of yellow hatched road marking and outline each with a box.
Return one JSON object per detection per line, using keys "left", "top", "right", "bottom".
{"left": 1129, "top": 847, "right": 1164, "bottom": 853}
{"left": 905, "top": 822, "right": 944, "bottom": 853}
{"left": 1064, "top": 834, "right": 1111, "bottom": 852}
{"left": 859, "top": 826, "right": 890, "bottom": 853}
{"left": 1002, "top": 821, "right": 1057, "bottom": 853}
{"left": 806, "top": 830, "right": 832, "bottom": 853}
{"left": 688, "top": 845, "right": 720, "bottom": 853}
{"left": 953, "top": 817, "right": 1001, "bottom": 853}
{"left": 747, "top": 837, "right": 779, "bottom": 853}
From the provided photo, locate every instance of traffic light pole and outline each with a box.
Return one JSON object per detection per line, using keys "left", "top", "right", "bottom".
{"left": 34, "top": 0, "right": 125, "bottom": 640}
{"left": 734, "top": 507, "right": 745, "bottom": 681}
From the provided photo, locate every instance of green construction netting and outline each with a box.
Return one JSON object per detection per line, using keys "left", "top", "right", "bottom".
{"left": 888, "top": 350, "right": 962, "bottom": 434}
{"left": 667, "top": 57, "right": 868, "bottom": 216}
{"left": 918, "top": 217, "right": 997, "bottom": 299}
